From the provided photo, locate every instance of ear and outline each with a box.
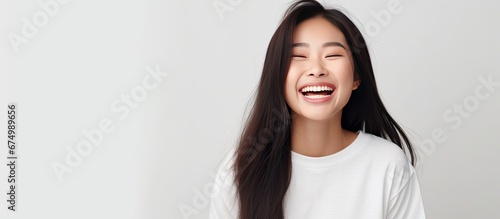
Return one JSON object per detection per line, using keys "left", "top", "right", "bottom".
{"left": 352, "top": 74, "right": 361, "bottom": 90}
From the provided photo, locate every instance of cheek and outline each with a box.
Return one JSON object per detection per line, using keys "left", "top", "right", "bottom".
{"left": 284, "top": 76, "right": 295, "bottom": 98}
{"left": 284, "top": 71, "right": 300, "bottom": 103}
{"left": 328, "top": 61, "right": 355, "bottom": 83}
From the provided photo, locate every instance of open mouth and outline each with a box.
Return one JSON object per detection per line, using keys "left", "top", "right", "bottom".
{"left": 300, "top": 85, "right": 334, "bottom": 99}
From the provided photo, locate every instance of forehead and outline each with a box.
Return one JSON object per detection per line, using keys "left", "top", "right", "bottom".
{"left": 292, "top": 16, "right": 347, "bottom": 45}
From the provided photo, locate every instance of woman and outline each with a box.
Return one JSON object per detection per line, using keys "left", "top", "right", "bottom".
{"left": 209, "top": 0, "right": 426, "bottom": 218}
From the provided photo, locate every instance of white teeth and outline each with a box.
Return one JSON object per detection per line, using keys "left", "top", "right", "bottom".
{"left": 304, "top": 94, "right": 330, "bottom": 99}
{"left": 300, "top": 85, "right": 334, "bottom": 92}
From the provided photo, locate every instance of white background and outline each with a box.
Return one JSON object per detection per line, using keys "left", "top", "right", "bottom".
{"left": 0, "top": 0, "right": 499, "bottom": 218}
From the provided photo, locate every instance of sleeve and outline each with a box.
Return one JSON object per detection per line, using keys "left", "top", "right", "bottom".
{"left": 209, "top": 152, "right": 239, "bottom": 219}
{"left": 386, "top": 165, "right": 426, "bottom": 219}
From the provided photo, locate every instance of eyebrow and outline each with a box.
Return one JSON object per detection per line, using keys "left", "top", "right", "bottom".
{"left": 291, "top": 42, "right": 346, "bottom": 50}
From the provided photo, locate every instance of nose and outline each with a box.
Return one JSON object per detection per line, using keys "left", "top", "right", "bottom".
{"left": 307, "top": 58, "right": 328, "bottom": 77}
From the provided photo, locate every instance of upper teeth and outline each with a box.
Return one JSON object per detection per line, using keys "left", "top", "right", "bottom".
{"left": 301, "top": 86, "right": 333, "bottom": 92}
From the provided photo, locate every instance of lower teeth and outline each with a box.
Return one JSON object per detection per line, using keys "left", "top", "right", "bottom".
{"left": 305, "top": 94, "right": 329, "bottom": 99}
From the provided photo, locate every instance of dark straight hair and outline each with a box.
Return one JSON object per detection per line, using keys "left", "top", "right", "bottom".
{"left": 232, "top": 0, "right": 417, "bottom": 218}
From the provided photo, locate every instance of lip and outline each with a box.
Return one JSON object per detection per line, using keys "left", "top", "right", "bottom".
{"left": 298, "top": 82, "right": 336, "bottom": 103}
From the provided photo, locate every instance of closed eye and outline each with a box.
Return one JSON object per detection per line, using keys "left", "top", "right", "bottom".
{"left": 326, "top": 54, "right": 342, "bottom": 58}
{"left": 292, "top": 55, "right": 307, "bottom": 58}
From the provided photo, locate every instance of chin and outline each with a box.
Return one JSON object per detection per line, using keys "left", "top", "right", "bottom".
{"left": 300, "top": 111, "right": 336, "bottom": 122}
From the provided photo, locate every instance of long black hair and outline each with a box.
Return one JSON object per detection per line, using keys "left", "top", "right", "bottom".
{"left": 232, "top": 1, "right": 417, "bottom": 218}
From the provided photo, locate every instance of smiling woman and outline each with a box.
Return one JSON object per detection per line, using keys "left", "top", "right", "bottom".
{"left": 209, "top": 0, "right": 425, "bottom": 218}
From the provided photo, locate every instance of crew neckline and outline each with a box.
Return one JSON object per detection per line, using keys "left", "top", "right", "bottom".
{"left": 291, "top": 131, "right": 370, "bottom": 168}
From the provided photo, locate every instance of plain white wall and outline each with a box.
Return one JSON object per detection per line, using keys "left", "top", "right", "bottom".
{"left": 0, "top": 0, "right": 499, "bottom": 218}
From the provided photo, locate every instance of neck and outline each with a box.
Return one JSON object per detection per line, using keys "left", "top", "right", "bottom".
{"left": 290, "top": 112, "right": 357, "bottom": 157}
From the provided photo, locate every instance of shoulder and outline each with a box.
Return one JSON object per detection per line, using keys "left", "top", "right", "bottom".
{"left": 213, "top": 147, "right": 237, "bottom": 188}
{"left": 360, "top": 132, "right": 412, "bottom": 168}
{"left": 209, "top": 147, "right": 239, "bottom": 218}
{"left": 358, "top": 132, "right": 416, "bottom": 185}
{"left": 356, "top": 134, "right": 425, "bottom": 217}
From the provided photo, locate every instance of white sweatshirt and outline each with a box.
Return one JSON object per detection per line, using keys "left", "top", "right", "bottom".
{"left": 209, "top": 131, "right": 426, "bottom": 219}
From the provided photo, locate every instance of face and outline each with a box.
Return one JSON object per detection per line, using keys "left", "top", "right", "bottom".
{"left": 284, "top": 16, "right": 360, "bottom": 122}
